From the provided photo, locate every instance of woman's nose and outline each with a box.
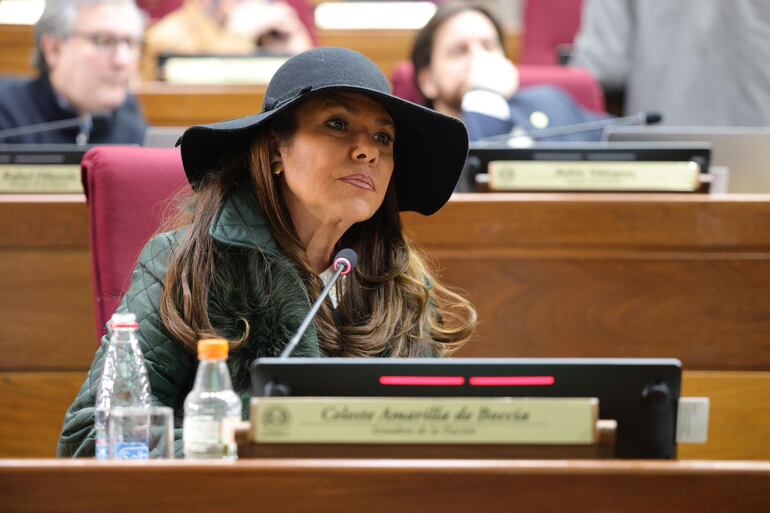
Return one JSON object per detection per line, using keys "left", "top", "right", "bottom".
{"left": 349, "top": 131, "right": 379, "bottom": 164}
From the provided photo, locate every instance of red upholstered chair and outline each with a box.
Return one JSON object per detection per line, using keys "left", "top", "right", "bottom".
{"left": 520, "top": 0, "right": 585, "bottom": 65}
{"left": 286, "top": 0, "right": 318, "bottom": 45}
{"left": 518, "top": 64, "right": 605, "bottom": 113}
{"left": 137, "top": 0, "right": 182, "bottom": 22}
{"left": 81, "top": 146, "right": 190, "bottom": 344}
{"left": 391, "top": 61, "right": 605, "bottom": 113}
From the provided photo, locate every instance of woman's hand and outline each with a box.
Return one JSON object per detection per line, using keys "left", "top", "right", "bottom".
{"left": 464, "top": 51, "right": 520, "bottom": 99}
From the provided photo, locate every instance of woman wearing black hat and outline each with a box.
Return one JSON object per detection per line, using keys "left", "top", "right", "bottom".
{"left": 58, "top": 48, "right": 477, "bottom": 457}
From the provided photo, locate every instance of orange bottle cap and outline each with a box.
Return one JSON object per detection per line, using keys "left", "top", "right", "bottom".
{"left": 197, "top": 338, "right": 229, "bottom": 360}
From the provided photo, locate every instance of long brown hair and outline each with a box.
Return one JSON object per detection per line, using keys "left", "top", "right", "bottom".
{"left": 159, "top": 106, "right": 476, "bottom": 357}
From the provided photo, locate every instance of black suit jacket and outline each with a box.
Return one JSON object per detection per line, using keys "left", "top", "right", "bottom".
{"left": 0, "top": 74, "right": 146, "bottom": 145}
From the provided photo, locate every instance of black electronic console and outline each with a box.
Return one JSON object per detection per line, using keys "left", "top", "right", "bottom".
{"left": 250, "top": 357, "right": 682, "bottom": 459}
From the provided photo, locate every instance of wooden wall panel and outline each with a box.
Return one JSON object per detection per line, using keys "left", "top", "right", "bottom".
{"left": 0, "top": 24, "right": 35, "bottom": 77}
{"left": 0, "top": 372, "right": 86, "bottom": 458}
{"left": 679, "top": 371, "right": 770, "bottom": 460}
{"left": 0, "top": 250, "right": 95, "bottom": 371}
{"left": 4, "top": 194, "right": 770, "bottom": 372}
{"left": 318, "top": 29, "right": 416, "bottom": 79}
{"left": 444, "top": 255, "right": 770, "bottom": 370}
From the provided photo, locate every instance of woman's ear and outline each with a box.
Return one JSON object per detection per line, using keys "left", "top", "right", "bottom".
{"left": 268, "top": 132, "right": 283, "bottom": 164}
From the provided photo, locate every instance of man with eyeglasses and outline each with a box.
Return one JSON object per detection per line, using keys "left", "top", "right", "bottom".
{"left": 0, "top": 0, "right": 146, "bottom": 145}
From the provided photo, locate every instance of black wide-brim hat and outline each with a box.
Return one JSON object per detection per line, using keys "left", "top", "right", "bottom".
{"left": 177, "top": 47, "right": 468, "bottom": 216}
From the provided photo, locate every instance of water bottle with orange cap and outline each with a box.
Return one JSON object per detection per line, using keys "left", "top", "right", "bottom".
{"left": 183, "top": 338, "right": 242, "bottom": 459}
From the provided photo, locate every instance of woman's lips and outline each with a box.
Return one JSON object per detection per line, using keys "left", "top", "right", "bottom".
{"left": 339, "top": 174, "right": 375, "bottom": 192}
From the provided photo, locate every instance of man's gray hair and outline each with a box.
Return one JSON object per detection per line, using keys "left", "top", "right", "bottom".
{"left": 34, "top": 0, "right": 144, "bottom": 72}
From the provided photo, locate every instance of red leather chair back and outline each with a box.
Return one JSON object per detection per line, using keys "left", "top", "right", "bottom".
{"left": 521, "top": 0, "right": 585, "bottom": 65}
{"left": 286, "top": 0, "right": 318, "bottom": 45}
{"left": 137, "top": 0, "right": 182, "bottom": 22}
{"left": 391, "top": 62, "right": 428, "bottom": 106}
{"left": 81, "top": 146, "right": 190, "bottom": 343}
{"left": 518, "top": 64, "right": 604, "bottom": 112}
{"left": 391, "top": 61, "right": 605, "bottom": 113}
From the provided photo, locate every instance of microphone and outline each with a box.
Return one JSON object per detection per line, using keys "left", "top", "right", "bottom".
{"left": 278, "top": 248, "right": 358, "bottom": 359}
{"left": 0, "top": 116, "right": 91, "bottom": 143}
{"left": 473, "top": 111, "right": 663, "bottom": 148}
{"left": 75, "top": 113, "right": 93, "bottom": 146}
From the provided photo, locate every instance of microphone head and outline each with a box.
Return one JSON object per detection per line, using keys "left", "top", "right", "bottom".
{"left": 333, "top": 248, "right": 358, "bottom": 276}
{"left": 644, "top": 112, "right": 663, "bottom": 125}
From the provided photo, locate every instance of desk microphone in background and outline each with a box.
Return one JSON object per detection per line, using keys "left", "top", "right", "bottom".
{"left": 472, "top": 111, "right": 664, "bottom": 148}
{"left": 278, "top": 248, "right": 358, "bottom": 360}
{"left": 0, "top": 114, "right": 94, "bottom": 145}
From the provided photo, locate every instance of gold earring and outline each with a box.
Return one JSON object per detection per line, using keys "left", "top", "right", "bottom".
{"left": 271, "top": 162, "right": 283, "bottom": 175}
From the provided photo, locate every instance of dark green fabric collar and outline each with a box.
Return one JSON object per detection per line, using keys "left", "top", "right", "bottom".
{"left": 209, "top": 187, "right": 280, "bottom": 253}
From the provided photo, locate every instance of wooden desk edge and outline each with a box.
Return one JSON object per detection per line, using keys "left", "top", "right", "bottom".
{"left": 2, "top": 458, "right": 769, "bottom": 475}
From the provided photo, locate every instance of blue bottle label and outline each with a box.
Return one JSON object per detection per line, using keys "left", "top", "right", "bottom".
{"left": 114, "top": 442, "right": 149, "bottom": 460}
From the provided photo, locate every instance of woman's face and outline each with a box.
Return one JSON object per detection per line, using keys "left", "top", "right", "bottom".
{"left": 276, "top": 92, "right": 396, "bottom": 231}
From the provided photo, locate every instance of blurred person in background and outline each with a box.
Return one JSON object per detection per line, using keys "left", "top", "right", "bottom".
{"left": 412, "top": 1, "right": 603, "bottom": 145}
{"left": 0, "top": 0, "right": 147, "bottom": 145}
{"left": 570, "top": 0, "right": 770, "bottom": 126}
{"left": 143, "top": 0, "right": 314, "bottom": 78}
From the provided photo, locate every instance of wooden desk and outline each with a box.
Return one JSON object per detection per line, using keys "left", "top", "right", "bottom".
{"left": 1, "top": 459, "right": 768, "bottom": 513}
{"left": 0, "top": 24, "right": 35, "bottom": 78}
{"left": 3, "top": 193, "right": 770, "bottom": 459}
{"left": 135, "top": 82, "right": 266, "bottom": 127}
{"left": 7, "top": 193, "right": 770, "bottom": 371}
{"left": 403, "top": 193, "right": 770, "bottom": 369}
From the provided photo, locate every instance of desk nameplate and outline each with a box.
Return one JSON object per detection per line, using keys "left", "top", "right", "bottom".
{"left": 251, "top": 397, "right": 598, "bottom": 444}
{"left": 0, "top": 165, "right": 82, "bottom": 193}
{"left": 487, "top": 160, "right": 701, "bottom": 192}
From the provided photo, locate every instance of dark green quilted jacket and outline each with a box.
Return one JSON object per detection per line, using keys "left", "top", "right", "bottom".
{"left": 57, "top": 188, "right": 321, "bottom": 457}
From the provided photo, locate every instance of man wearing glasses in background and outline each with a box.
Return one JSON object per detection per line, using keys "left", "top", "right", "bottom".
{"left": 0, "top": 0, "right": 146, "bottom": 145}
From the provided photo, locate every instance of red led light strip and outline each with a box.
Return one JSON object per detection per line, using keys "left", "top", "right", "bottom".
{"left": 378, "top": 376, "right": 556, "bottom": 387}
{"left": 469, "top": 376, "right": 556, "bottom": 386}
{"left": 379, "top": 376, "right": 465, "bottom": 386}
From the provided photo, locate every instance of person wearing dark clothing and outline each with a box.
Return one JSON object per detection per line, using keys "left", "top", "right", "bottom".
{"left": 0, "top": 0, "right": 146, "bottom": 145}
{"left": 0, "top": 74, "right": 145, "bottom": 145}
{"left": 411, "top": 1, "right": 604, "bottom": 144}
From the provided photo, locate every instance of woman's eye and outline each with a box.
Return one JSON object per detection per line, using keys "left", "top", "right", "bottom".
{"left": 326, "top": 118, "right": 347, "bottom": 131}
{"left": 374, "top": 132, "right": 393, "bottom": 145}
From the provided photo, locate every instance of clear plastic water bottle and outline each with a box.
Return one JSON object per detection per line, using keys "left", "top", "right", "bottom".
{"left": 183, "top": 338, "right": 242, "bottom": 460}
{"left": 94, "top": 312, "right": 151, "bottom": 459}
